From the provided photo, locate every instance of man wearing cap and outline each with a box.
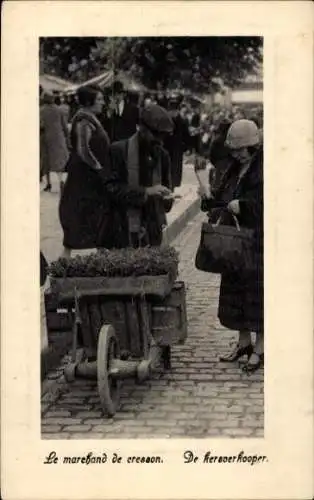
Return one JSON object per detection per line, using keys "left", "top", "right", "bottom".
{"left": 100, "top": 104, "right": 174, "bottom": 248}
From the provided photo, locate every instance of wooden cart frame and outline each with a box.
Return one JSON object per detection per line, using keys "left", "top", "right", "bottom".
{"left": 47, "top": 275, "right": 187, "bottom": 417}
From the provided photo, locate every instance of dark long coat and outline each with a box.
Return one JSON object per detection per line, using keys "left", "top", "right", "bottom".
{"left": 100, "top": 134, "right": 174, "bottom": 249}
{"left": 201, "top": 148, "right": 264, "bottom": 333}
{"left": 59, "top": 110, "right": 111, "bottom": 250}
{"left": 164, "top": 114, "right": 189, "bottom": 188}
{"left": 104, "top": 102, "right": 139, "bottom": 143}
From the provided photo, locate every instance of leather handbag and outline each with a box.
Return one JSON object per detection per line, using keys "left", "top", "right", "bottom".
{"left": 195, "top": 215, "right": 256, "bottom": 274}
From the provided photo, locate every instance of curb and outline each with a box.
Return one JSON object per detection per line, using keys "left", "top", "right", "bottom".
{"left": 164, "top": 197, "right": 200, "bottom": 244}
{"left": 41, "top": 195, "right": 200, "bottom": 383}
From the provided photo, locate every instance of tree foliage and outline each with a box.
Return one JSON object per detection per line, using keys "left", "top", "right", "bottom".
{"left": 40, "top": 36, "right": 262, "bottom": 92}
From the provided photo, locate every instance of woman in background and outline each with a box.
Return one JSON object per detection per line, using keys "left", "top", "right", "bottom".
{"left": 59, "top": 85, "right": 111, "bottom": 258}
{"left": 40, "top": 92, "right": 70, "bottom": 193}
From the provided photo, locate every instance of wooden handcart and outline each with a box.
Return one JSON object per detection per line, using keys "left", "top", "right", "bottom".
{"left": 47, "top": 273, "right": 187, "bottom": 417}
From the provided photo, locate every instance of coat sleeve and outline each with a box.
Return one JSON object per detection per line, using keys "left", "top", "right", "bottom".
{"left": 104, "top": 143, "right": 147, "bottom": 208}
{"left": 238, "top": 164, "right": 263, "bottom": 228}
{"left": 76, "top": 120, "right": 102, "bottom": 171}
{"left": 200, "top": 168, "right": 229, "bottom": 212}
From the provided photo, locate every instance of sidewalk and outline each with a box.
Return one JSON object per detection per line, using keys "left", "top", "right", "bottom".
{"left": 40, "top": 164, "right": 200, "bottom": 353}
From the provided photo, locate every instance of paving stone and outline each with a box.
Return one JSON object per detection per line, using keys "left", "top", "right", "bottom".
{"left": 67, "top": 433, "right": 105, "bottom": 439}
{"left": 42, "top": 417, "right": 83, "bottom": 426}
{"left": 41, "top": 425, "right": 63, "bottom": 433}
{"left": 42, "top": 433, "right": 71, "bottom": 440}
{"left": 62, "top": 425, "right": 93, "bottom": 432}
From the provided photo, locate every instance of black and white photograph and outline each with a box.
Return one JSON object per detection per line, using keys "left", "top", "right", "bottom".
{"left": 40, "top": 36, "right": 264, "bottom": 439}
{"left": 3, "top": 1, "right": 313, "bottom": 499}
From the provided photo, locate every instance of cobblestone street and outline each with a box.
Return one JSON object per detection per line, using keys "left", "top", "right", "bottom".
{"left": 41, "top": 211, "right": 264, "bottom": 439}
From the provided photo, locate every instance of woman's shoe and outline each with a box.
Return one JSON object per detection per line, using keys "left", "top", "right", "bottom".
{"left": 242, "top": 352, "right": 264, "bottom": 373}
{"left": 43, "top": 184, "right": 52, "bottom": 192}
{"left": 219, "top": 343, "right": 253, "bottom": 363}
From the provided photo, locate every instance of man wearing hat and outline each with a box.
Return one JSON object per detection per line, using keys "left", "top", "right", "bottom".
{"left": 100, "top": 104, "right": 174, "bottom": 248}
{"left": 105, "top": 80, "right": 139, "bottom": 142}
{"left": 164, "top": 95, "right": 189, "bottom": 189}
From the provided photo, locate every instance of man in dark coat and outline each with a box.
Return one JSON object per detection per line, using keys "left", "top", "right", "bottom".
{"left": 188, "top": 106, "right": 201, "bottom": 154}
{"left": 101, "top": 104, "right": 174, "bottom": 249}
{"left": 105, "top": 80, "right": 139, "bottom": 142}
{"left": 163, "top": 97, "right": 190, "bottom": 188}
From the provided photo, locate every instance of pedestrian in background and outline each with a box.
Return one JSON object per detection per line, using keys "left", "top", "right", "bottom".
{"left": 40, "top": 92, "right": 70, "bottom": 193}
{"left": 200, "top": 119, "right": 264, "bottom": 373}
{"left": 55, "top": 93, "right": 71, "bottom": 124}
{"left": 59, "top": 85, "right": 111, "bottom": 258}
{"left": 105, "top": 80, "right": 139, "bottom": 142}
{"left": 164, "top": 96, "right": 189, "bottom": 190}
{"left": 188, "top": 106, "right": 201, "bottom": 154}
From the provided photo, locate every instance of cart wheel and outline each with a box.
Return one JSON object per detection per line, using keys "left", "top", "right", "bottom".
{"left": 97, "top": 324, "right": 120, "bottom": 417}
{"left": 161, "top": 345, "right": 172, "bottom": 370}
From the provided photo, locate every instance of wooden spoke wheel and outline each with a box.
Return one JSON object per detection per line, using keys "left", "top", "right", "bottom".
{"left": 97, "top": 324, "right": 121, "bottom": 417}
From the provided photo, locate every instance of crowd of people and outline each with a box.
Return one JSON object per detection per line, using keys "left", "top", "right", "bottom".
{"left": 40, "top": 81, "right": 263, "bottom": 191}
{"left": 40, "top": 79, "right": 264, "bottom": 374}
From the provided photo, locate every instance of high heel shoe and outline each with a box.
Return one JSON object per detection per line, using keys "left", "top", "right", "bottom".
{"left": 242, "top": 352, "right": 264, "bottom": 373}
{"left": 219, "top": 343, "right": 253, "bottom": 363}
{"left": 43, "top": 184, "right": 52, "bottom": 192}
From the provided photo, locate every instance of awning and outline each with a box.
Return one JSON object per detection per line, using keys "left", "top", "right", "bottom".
{"left": 232, "top": 89, "right": 263, "bottom": 104}
{"left": 40, "top": 74, "right": 74, "bottom": 93}
{"left": 64, "top": 70, "right": 146, "bottom": 94}
{"left": 65, "top": 70, "right": 114, "bottom": 93}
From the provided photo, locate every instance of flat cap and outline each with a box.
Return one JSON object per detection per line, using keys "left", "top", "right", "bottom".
{"left": 141, "top": 104, "right": 174, "bottom": 134}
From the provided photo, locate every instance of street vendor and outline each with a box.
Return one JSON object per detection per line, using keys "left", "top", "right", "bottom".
{"left": 100, "top": 104, "right": 175, "bottom": 248}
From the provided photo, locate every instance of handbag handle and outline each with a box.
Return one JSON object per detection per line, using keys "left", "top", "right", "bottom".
{"left": 215, "top": 214, "right": 241, "bottom": 231}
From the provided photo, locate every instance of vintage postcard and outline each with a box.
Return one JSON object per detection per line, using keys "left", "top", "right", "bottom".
{"left": 1, "top": 1, "right": 313, "bottom": 499}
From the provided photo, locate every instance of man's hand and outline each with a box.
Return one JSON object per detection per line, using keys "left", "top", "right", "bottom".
{"left": 227, "top": 199, "right": 240, "bottom": 215}
{"left": 145, "top": 185, "right": 172, "bottom": 198}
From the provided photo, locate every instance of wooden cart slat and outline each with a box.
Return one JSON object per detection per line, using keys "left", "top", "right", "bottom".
{"left": 50, "top": 274, "right": 174, "bottom": 299}
{"left": 150, "top": 281, "right": 188, "bottom": 346}
{"left": 125, "top": 301, "right": 142, "bottom": 357}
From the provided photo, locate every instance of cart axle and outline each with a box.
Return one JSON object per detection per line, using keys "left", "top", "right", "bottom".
{"left": 72, "top": 350, "right": 161, "bottom": 383}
